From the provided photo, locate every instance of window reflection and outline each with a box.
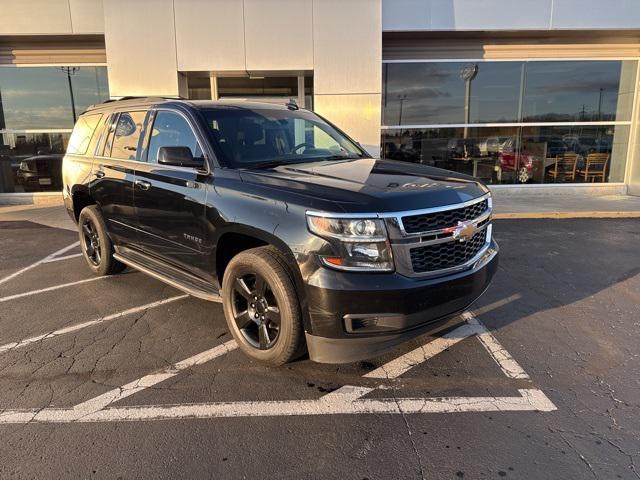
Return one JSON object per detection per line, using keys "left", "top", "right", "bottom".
{"left": 382, "top": 125, "right": 629, "bottom": 184}
{"left": 0, "top": 66, "right": 109, "bottom": 192}
{"left": 0, "top": 66, "right": 109, "bottom": 130}
{"left": 0, "top": 132, "right": 69, "bottom": 192}
{"left": 383, "top": 62, "right": 523, "bottom": 125}
{"left": 522, "top": 61, "right": 632, "bottom": 122}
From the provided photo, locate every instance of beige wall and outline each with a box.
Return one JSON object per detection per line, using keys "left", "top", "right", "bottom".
{"left": 104, "top": 0, "right": 185, "bottom": 97}
{"left": 101, "top": 0, "right": 382, "bottom": 151}
{"left": 312, "top": 0, "right": 382, "bottom": 154}
{"left": 0, "top": 0, "right": 104, "bottom": 35}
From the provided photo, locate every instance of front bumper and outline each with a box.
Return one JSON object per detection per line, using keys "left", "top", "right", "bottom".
{"left": 304, "top": 240, "right": 499, "bottom": 363}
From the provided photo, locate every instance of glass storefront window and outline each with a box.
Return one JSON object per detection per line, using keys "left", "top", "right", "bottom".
{"left": 382, "top": 124, "right": 630, "bottom": 185}
{"left": 522, "top": 61, "right": 634, "bottom": 122}
{"left": 382, "top": 59, "right": 638, "bottom": 184}
{"left": 0, "top": 66, "right": 109, "bottom": 130}
{"left": 383, "top": 62, "right": 523, "bottom": 125}
{"left": 0, "top": 66, "right": 109, "bottom": 193}
{"left": 0, "top": 132, "right": 70, "bottom": 192}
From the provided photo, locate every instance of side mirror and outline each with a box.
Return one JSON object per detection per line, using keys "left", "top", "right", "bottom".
{"left": 157, "top": 146, "right": 204, "bottom": 168}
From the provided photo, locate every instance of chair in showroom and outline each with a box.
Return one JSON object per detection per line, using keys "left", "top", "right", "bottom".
{"left": 547, "top": 153, "right": 579, "bottom": 182}
{"left": 576, "top": 153, "right": 609, "bottom": 183}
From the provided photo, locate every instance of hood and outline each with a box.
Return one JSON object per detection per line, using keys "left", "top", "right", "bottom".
{"left": 239, "top": 158, "right": 489, "bottom": 213}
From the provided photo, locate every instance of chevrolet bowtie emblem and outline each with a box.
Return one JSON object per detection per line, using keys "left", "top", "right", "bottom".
{"left": 446, "top": 220, "right": 477, "bottom": 242}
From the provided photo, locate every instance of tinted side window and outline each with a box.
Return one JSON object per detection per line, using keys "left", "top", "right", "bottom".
{"left": 146, "top": 111, "right": 202, "bottom": 163}
{"left": 66, "top": 113, "right": 103, "bottom": 155}
{"left": 110, "top": 111, "right": 147, "bottom": 160}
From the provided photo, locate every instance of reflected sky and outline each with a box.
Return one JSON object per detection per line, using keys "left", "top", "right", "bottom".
{"left": 383, "top": 60, "right": 636, "bottom": 126}
{"left": 0, "top": 67, "right": 109, "bottom": 130}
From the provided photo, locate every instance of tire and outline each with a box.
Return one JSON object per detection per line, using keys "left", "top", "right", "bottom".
{"left": 78, "top": 205, "right": 126, "bottom": 276}
{"left": 222, "top": 246, "right": 305, "bottom": 366}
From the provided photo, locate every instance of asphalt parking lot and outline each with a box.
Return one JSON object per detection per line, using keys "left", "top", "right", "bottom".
{"left": 0, "top": 217, "right": 639, "bottom": 479}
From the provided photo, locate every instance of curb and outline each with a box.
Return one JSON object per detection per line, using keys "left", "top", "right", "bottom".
{"left": 493, "top": 211, "right": 640, "bottom": 219}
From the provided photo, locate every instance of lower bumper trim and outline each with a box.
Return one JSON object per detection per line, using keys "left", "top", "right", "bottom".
{"left": 306, "top": 313, "right": 464, "bottom": 364}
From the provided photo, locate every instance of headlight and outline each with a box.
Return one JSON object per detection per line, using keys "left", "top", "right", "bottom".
{"left": 306, "top": 215, "right": 394, "bottom": 271}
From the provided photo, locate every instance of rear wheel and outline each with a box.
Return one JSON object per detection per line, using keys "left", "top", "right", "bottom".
{"left": 222, "top": 246, "right": 305, "bottom": 366}
{"left": 78, "top": 205, "right": 126, "bottom": 276}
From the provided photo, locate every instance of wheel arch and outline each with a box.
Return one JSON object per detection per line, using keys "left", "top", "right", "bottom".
{"left": 214, "top": 225, "right": 311, "bottom": 331}
{"left": 71, "top": 186, "right": 96, "bottom": 222}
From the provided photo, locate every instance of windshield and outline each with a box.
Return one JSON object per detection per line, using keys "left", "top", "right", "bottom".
{"left": 200, "top": 106, "right": 367, "bottom": 168}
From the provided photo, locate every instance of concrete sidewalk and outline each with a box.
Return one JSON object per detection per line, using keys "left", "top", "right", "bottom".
{"left": 491, "top": 193, "right": 640, "bottom": 219}
{"left": 1, "top": 193, "right": 639, "bottom": 232}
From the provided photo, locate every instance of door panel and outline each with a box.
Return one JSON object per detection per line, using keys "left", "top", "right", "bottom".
{"left": 90, "top": 113, "right": 139, "bottom": 246}
{"left": 133, "top": 109, "right": 211, "bottom": 278}
{"left": 133, "top": 164, "right": 209, "bottom": 276}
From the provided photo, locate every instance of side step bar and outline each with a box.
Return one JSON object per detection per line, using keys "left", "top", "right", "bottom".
{"left": 114, "top": 249, "right": 222, "bottom": 303}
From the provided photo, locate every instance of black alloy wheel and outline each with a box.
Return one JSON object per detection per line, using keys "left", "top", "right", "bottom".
{"left": 81, "top": 218, "right": 101, "bottom": 266}
{"left": 77, "top": 205, "right": 126, "bottom": 276}
{"left": 231, "top": 273, "right": 281, "bottom": 350}
{"left": 221, "top": 246, "right": 305, "bottom": 366}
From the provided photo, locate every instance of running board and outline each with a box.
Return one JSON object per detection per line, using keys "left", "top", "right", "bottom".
{"left": 113, "top": 249, "right": 222, "bottom": 303}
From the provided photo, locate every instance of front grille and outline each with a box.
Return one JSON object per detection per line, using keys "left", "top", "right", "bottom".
{"left": 410, "top": 229, "right": 487, "bottom": 273}
{"left": 402, "top": 199, "right": 488, "bottom": 234}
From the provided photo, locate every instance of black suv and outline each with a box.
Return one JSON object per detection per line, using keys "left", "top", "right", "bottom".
{"left": 63, "top": 98, "right": 498, "bottom": 365}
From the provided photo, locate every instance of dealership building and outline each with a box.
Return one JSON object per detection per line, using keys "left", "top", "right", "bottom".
{"left": 1, "top": 0, "right": 640, "bottom": 199}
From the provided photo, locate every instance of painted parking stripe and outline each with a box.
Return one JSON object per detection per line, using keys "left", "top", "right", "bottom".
{"left": 0, "top": 241, "right": 80, "bottom": 286}
{"left": 42, "top": 253, "right": 83, "bottom": 263}
{"left": 0, "top": 295, "right": 189, "bottom": 353}
{"left": 463, "top": 312, "right": 530, "bottom": 380}
{"left": 0, "top": 388, "right": 556, "bottom": 424}
{"left": 364, "top": 321, "right": 483, "bottom": 379}
{"left": 0, "top": 275, "right": 109, "bottom": 303}
{"left": 73, "top": 340, "right": 238, "bottom": 414}
{"left": 0, "top": 313, "right": 557, "bottom": 424}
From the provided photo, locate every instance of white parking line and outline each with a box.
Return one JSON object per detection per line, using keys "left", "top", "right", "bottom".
{"left": 0, "top": 276, "right": 108, "bottom": 303}
{"left": 463, "top": 312, "right": 530, "bottom": 380}
{"left": 42, "top": 253, "right": 83, "bottom": 263}
{"left": 0, "top": 241, "right": 80, "bottom": 286}
{"left": 0, "top": 313, "right": 557, "bottom": 424}
{"left": 0, "top": 295, "right": 189, "bottom": 354}
{"left": 364, "top": 321, "right": 483, "bottom": 379}
{"left": 0, "top": 388, "right": 556, "bottom": 424}
{"left": 73, "top": 340, "right": 238, "bottom": 414}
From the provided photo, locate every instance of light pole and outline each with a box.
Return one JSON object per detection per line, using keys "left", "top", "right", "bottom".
{"left": 58, "top": 67, "right": 79, "bottom": 124}
{"left": 597, "top": 87, "right": 604, "bottom": 121}
{"left": 460, "top": 64, "right": 478, "bottom": 142}
{"left": 397, "top": 94, "right": 408, "bottom": 126}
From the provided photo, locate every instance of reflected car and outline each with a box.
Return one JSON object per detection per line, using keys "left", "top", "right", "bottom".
{"left": 497, "top": 137, "right": 537, "bottom": 183}
{"left": 16, "top": 154, "right": 64, "bottom": 191}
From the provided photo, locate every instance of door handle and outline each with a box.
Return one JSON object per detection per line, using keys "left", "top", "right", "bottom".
{"left": 95, "top": 170, "right": 105, "bottom": 179}
{"left": 134, "top": 179, "right": 151, "bottom": 191}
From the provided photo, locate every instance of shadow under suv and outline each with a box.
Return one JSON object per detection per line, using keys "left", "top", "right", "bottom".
{"left": 62, "top": 97, "right": 498, "bottom": 365}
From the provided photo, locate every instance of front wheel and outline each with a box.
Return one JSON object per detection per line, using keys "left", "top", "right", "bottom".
{"left": 221, "top": 246, "right": 305, "bottom": 366}
{"left": 78, "top": 205, "right": 126, "bottom": 276}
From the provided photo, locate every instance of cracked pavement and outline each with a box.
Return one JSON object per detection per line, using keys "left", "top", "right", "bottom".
{"left": 0, "top": 218, "right": 638, "bottom": 479}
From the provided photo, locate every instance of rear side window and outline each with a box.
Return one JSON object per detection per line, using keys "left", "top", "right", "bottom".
{"left": 109, "top": 111, "right": 147, "bottom": 160}
{"left": 66, "top": 114, "right": 103, "bottom": 155}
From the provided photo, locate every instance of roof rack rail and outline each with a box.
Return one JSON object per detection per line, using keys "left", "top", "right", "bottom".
{"left": 101, "top": 96, "right": 181, "bottom": 104}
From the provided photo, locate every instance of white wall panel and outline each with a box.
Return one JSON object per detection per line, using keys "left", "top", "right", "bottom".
{"left": 175, "top": 0, "right": 245, "bottom": 71}
{"left": 0, "top": 0, "right": 73, "bottom": 34}
{"left": 69, "top": 0, "right": 104, "bottom": 34}
{"left": 552, "top": 0, "right": 640, "bottom": 30}
{"left": 383, "top": 0, "right": 430, "bottom": 31}
{"left": 104, "top": 0, "right": 181, "bottom": 97}
{"left": 243, "top": 0, "right": 313, "bottom": 71}
{"left": 314, "top": 94, "right": 382, "bottom": 154}
{"left": 313, "top": 0, "right": 382, "bottom": 95}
